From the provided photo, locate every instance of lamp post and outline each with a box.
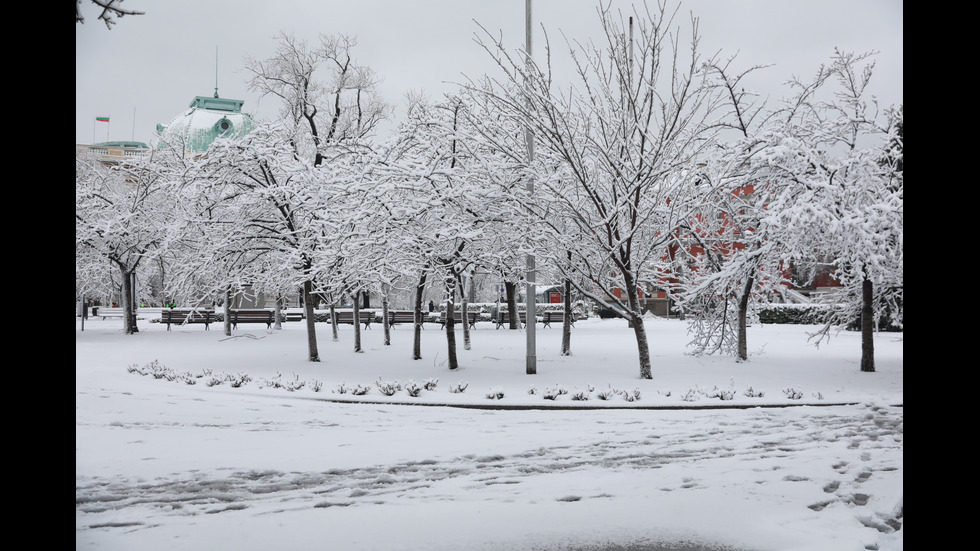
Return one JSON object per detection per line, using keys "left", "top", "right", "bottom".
{"left": 524, "top": 0, "right": 536, "bottom": 375}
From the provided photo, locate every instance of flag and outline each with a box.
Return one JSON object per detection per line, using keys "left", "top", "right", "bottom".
{"left": 96, "top": 116, "right": 110, "bottom": 123}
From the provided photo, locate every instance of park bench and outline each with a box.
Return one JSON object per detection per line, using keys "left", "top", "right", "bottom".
{"left": 542, "top": 310, "right": 574, "bottom": 329}
{"left": 280, "top": 310, "right": 304, "bottom": 322}
{"left": 92, "top": 307, "right": 159, "bottom": 320}
{"left": 494, "top": 311, "right": 529, "bottom": 329}
{"left": 438, "top": 311, "right": 479, "bottom": 329}
{"left": 384, "top": 310, "right": 422, "bottom": 328}
{"left": 94, "top": 307, "right": 126, "bottom": 320}
{"left": 332, "top": 310, "right": 375, "bottom": 329}
{"left": 229, "top": 309, "right": 275, "bottom": 329}
{"left": 161, "top": 309, "right": 215, "bottom": 330}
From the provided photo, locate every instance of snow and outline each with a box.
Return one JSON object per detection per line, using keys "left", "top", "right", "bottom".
{"left": 76, "top": 313, "right": 903, "bottom": 551}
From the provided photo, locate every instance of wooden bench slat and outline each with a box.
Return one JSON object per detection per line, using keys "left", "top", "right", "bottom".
{"left": 384, "top": 311, "right": 422, "bottom": 328}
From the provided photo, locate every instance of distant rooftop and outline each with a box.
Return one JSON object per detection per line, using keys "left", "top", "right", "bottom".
{"left": 156, "top": 93, "right": 256, "bottom": 152}
{"left": 187, "top": 96, "right": 246, "bottom": 113}
{"left": 92, "top": 141, "right": 150, "bottom": 149}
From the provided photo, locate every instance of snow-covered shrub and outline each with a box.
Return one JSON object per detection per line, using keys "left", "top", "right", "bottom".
{"left": 350, "top": 384, "right": 370, "bottom": 396}
{"left": 527, "top": 385, "right": 538, "bottom": 395}
{"left": 423, "top": 378, "right": 439, "bottom": 391}
{"left": 334, "top": 382, "right": 351, "bottom": 394}
{"left": 227, "top": 373, "right": 251, "bottom": 388}
{"left": 542, "top": 385, "right": 567, "bottom": 400}
{"left": 282, "top": 373, "right": 304, "bottom": 392}
{"left": 310, "top": 380, "right": 322, "bottom": 392}
{"left": 570, "top": 389, "right": 590, "bottom": 401}
{"left": 705, "top": 385, "right": 735, "bottom": 401}
{"left": 149, "top": 361, "right": 171, "bottom": 379}
{"left": 404, "top": 380, "right": 423, "bottom": 397}
{"left": 485, "top": 388, "right": 505, "bottom": 400}
{"left": 743, "top": 386, "right": 765, "bottom": 398}
{"left": 782, "top": 387, "right": 804, "bottom": 400}
{"left": 265, "top": 372, "right": 284, "bottom": 389}
{"left": 376, "top": 379, "right": 399, "bottom": 396}
{"left": 595, "top": 387, "right": 617, "bottom": 400}
{"left": 621, "top": 388, "right": 641, "bottom": 402}
{"left": 681, "top": 388, "right": 700, "bottom": 402}
{"left": 205, "top": 374, "right": 224, "bottom": 387}
{"left": 449, "top": 381, "right": 468, "bottom": 393}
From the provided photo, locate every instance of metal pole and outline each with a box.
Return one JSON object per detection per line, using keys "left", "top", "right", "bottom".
{"left": 130, "top": 272, "right": 139, "bottom": 332}
{"left": 525, "top": 0, "right": 536, "bottom": 375}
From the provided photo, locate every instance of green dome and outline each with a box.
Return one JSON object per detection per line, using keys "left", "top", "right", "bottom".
{"left": 156, "top": 95, "right": 256, "bottom": 152}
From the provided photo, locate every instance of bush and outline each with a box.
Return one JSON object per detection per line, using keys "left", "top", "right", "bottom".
{"left": 758, "top": 305, "right": 829, "bottom": 325}
{"left": 485, "top": 388, "right": 505, "bottom": 400}
{"left": 375, "top": 379, "right": 400, "bottom": 396}
{"left": 404, "top": 380, "right": 423, "bottom": 397}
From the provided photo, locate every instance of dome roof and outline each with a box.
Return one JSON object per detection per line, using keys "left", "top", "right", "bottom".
{"left": 156, "top": 95, "right": 256, "bottom": 152}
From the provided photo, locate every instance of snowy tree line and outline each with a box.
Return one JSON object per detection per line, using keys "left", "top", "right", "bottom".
{"left": 76, "top": 2, "right": 902, "bottom": 375}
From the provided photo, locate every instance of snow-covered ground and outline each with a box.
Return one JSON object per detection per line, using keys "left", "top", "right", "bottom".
{"left": 76, "top": 314, "right": 903, "bottom": 550}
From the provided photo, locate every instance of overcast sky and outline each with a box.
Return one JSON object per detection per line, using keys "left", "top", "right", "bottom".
{"left": 75, "top": 0, "right": 903, "bottom": 146}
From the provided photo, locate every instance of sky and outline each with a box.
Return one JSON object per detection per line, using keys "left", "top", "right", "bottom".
{"left": 76, "top": 310, "right": 903, "bottom": 550}
{"left": 75, "top": 0, "right": 903, "bottom": 146}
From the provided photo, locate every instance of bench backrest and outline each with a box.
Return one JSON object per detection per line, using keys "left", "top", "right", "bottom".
{"left": 388, "top": 311, "right": 417, "bottom": 321}
{"left": 497, "top": 311, "right": 528, "bottom": 322}
{"left": 162, "top": 309, "right": 213, "bottom": 322}
{"left": 230, "top": 310, "right": 274, "bottom": 319}
{"left": 334, "top": 311, "right": 375, "bottom": 323}
{"left": 439, "top": 311, "right": 477, "bottom": 321}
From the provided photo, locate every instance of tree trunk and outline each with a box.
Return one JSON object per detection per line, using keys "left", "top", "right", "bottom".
{"left": 121, "top": 266, "right": 137, "bottom": 334}
{"left": 625, "top": 280, "right": 652, "bottom": 379}
{"left": 457, "top": 271, "right": 471, "bottom": 351}
{"left": 445, "top": 278, "right": 459, "bottom": 370}
{"left": 353, "top": 291, "right": 363, "bottom": 353}
{"left": 736, "top": 275, "right": 754, "bottom": 361}
{"left": 302, "top": 281, "right": 320, "bottom": 362}
{"left": 860, "top": 277, "right": 875, "bottom": 372}
{"left": 382, "top": 292, "right": 391, "bottom": 346}
{"left": 223, "top": 286, "right": 232, "bottom": 336}
{"left": 273, "top": 295, "right": 283, "bottom": 330}
{"left": 561, "top": 277, "right": 572, "bottom": 356}
{"left": 330, "top": 302, "right": 339, "bottom": 342}
{"left": 413, "top": 272, "right": 427, "bottom": 360}
{"left": 505, "top": 281, "right": 519, "bottom": 329}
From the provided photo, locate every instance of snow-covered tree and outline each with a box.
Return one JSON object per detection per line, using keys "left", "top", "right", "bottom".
{"left": 468, "top": 2, "right": 730, "bottom": 379}
{"left": 178, "top": 122, "right": 346, "bottom": 361}
{"left": 244, "top": 31, "right": 389, "bottom": 167}
{"left": 670, "top": 58, "right": 792, "bottom": 360}
{"left": 760, "top": 50, "right": 903, "bottom": 372}
{"left": 371, "top": 95, "right": 515, "bottom": 368}
{"left": 76, "top": 148, "right": 177, "bottom": 333}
